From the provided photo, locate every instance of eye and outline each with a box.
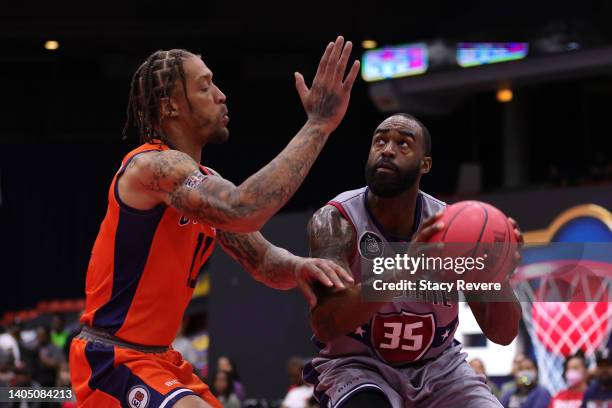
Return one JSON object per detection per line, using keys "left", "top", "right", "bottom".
{"left": 375, "top": 138, "right": 385, "bottom": 146}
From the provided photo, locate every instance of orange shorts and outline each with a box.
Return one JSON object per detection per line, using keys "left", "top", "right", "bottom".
{"left": 69, "top": 337, "right": 222, "bottom": 408}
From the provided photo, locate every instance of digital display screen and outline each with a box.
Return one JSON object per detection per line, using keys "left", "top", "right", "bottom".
{"left": 457, "top": 42, "right": 528, "bottom": 67}
{"left": 361, "top": 43, "right": 428, "bottom": 82}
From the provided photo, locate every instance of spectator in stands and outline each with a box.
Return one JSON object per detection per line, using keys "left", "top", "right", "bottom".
{"left": 8, "top": 365, "right": 41, "bottom": 408}
{"left": 282, "top": 356, "right": 314, "bottom": 408}
{"left": 50, "top": 314, "right": 69, "bottom": 350}
{"left": 0, "top": 348, "right": 15, "bottom": 386}
{"left": 212, "top": 370, "right": 241, "bottom": 408}
{"left": 501, "top": 357, "right": 551, "bottom": 408}
{"left": 549, "top": 351, "right": 588, "bottom": 408}
{"left": 581, "top": 348, "right": 612, "bottom": 407}
{"left": 470, "top": 357, "right": 501, "bottom": 399}
{"left": 217, "top": 356, "right": 246, "bottom": 401}
{"left": 501, "top": 353, "right": 527, "bottom": 398}
{"left": 0, "top": 324, "right": 21, "bottom": 367}
{"left": 33, "top": 326, "right": 64, "bottom": 386}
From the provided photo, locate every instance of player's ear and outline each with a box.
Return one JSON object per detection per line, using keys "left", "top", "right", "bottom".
{"left": 160, "top": 97, "right": 179, "bottom": 118}
{"left": 421, "top": 157, "right": 432, "bottom": 174}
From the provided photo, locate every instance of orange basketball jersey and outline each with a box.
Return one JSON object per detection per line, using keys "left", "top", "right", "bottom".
{"left": 81, "top": 142, "right": 216, "bottom": 346}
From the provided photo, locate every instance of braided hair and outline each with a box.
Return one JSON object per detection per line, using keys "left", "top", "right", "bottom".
{"left": 123, "top": 49, "right": 195, "bottom": 144}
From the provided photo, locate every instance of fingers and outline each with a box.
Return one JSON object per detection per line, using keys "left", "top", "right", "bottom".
{"left": 297, "top": 279, "right": 318, "bottom": 308}
{"left": 320, "top": 259, "right": 354, "bottom": 287}
{"left": 423, "top": 211, "right": 444, "bottom": 229}
{"left": 295, "top": 258, "right": 353, "bottom": 307}
{"left": 414, "top": 220, "right": 444, "bottom": 243}
{"left": 309, "top": 264, "right": 334, "bottom": 288}
{"left": 334, "top": 39, "right": 352, "bottom": 84}
{"left": 294, "top": 72, "right": 308, "bottom": 104}
{"left": 333, "top": 262, "right": 355, "bottom": 286}
{"left": 313, "top": 42, "right": 335, "bottom": 85}
{"left": 342, "top": 60, "right": 361, "bottom": 92}
{"left": 326, "top": 36, "right": 345, "bottom": 80}
{"left": 514, "top": 228, "right": 524, "bottom": 245}
{"left": 508, "top": 217, "right": 518, "bottom": 229}
{"left": 317, "top": 262, "right": 347, "bottom": 290}
{"left": 412, "top": 211, "right": 444, "bottom": 241}
{"left": 508, "top": 217, "right": 524, "bottom": 245}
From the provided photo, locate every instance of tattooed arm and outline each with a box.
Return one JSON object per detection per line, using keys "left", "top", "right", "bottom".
{"left": 308, "top": 206, "right": 386, "bottom": 341}
{"left": 217, "top": 230, "right": 354, "bottom": 306}
{"left": 309, "top": 206, "right": 445, "bottom": 342}
{"left": 119, "top": 37, "right": 360, "bottom": 233}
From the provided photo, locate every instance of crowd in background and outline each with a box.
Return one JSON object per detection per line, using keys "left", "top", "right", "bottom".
{"left": 1, "top": 312, "right": 611, "bottom": 408}
{"left": 207, "top": 347, "right": 612, "bottom": 408}
{"left": 469, "top": 349, "right": 612, "bottom": 408}
{"left": 0, "top": 314, "right": 78, "bottom": 407}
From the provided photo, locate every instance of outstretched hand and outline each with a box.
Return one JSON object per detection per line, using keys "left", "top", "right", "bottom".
{"left": 294, "top": 257, "right": 355, "bottom": 307}
{"left": 295, "top": 36, "right": 360, "bottom": 134}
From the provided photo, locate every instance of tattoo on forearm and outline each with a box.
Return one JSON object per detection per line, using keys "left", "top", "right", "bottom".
{"left": 240, "top": 126, "right": 327, "bottom": 212}
{"left": 218, "top": 231, "right": 297, "bottom": 289}
{"left": 217, "top": 231, "right": 262, "bottom": 272}
{"left": 136, "top": 124, "right": 330, "bottom": 229}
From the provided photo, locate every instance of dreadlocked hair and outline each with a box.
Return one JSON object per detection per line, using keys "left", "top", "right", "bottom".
{"left": 122, "top": 49, "right": 194, "bottom": 144}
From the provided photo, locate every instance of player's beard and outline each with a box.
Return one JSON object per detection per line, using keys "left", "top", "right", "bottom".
{"left": 199, "top": 114, "right": 229, "bottom": 144}
{"left": 208, "top": 126, "right": 229, "bottom": 144}
{"left": 365, "top": 159, "right": 420, "bottom": 197}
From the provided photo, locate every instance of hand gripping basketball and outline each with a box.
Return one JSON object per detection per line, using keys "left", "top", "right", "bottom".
{"left": 392, "top": 212, "right": 447, "bottom": 282}
{"left": 426, "top": 201, "right": 521, "bottom": 286}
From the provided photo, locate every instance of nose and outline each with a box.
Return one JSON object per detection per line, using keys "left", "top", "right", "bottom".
{"left": 381, "top": 142, "right": 396, "bottom": 158}
{"left": 215, "top": 85, "right": 226, "bottom": 104}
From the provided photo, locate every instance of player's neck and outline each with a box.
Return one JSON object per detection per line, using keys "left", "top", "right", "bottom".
{"left": 367, "top": 185, "right": 419, "bottom": 238}
{"left": 164, "top": 135, "right": 203, "bottom": 163}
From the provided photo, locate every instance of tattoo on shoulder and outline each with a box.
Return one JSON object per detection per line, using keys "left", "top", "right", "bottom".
{"left": 308, "top": 205, "right": 355, "bottom": 265}
{"left": 131, "top": 150, "right": 195, "bottom": 193}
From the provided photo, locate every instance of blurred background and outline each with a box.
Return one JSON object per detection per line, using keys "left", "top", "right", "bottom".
{"left": 0, "top": 1, "right": 611, "bottom": 407}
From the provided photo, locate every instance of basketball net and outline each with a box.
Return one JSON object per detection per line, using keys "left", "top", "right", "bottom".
{"left": 512, "top": 260, "right": 612, "bottom": 393}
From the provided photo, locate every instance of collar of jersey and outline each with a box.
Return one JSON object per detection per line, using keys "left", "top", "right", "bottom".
{"left": 363, "top": 187, "right": 423, "bottom": 242}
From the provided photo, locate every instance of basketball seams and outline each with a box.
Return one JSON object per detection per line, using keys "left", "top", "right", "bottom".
{"left": 470, "top": 202, "right": 489, "bottom": 260}
{"left": 440, "top": 201, "right": 476, "bottom": 242}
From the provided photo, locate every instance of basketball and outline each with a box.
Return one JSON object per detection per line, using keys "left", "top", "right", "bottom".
{"left": 427, "top": 201, "right": 518, "bottom": 284}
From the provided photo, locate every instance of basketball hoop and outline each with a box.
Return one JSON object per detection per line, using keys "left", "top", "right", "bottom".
{"left": 512, "top": 258, "right": 612, "bottom": 393}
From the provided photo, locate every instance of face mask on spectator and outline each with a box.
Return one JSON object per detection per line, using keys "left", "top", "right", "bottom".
{"left": 565, "top": 369, "right": 584, "bottom": 387}
{"left": 517, "top": 370, "right": 537, "bottom": 386}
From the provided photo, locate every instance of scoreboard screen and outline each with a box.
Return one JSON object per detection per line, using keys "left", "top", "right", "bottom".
{"left": 361, "top": 43, "right": 428, "bottom": 82}
{"left": 457, "top": 42, "right": 528, "bottom": 67}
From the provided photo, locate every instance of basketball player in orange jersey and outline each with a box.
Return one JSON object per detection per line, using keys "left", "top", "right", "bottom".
{"left": 69, "top": 36, "right": 360, "bottom": 408}
{"left": 304, "top": 113, "right": 523, "bottom": 407}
